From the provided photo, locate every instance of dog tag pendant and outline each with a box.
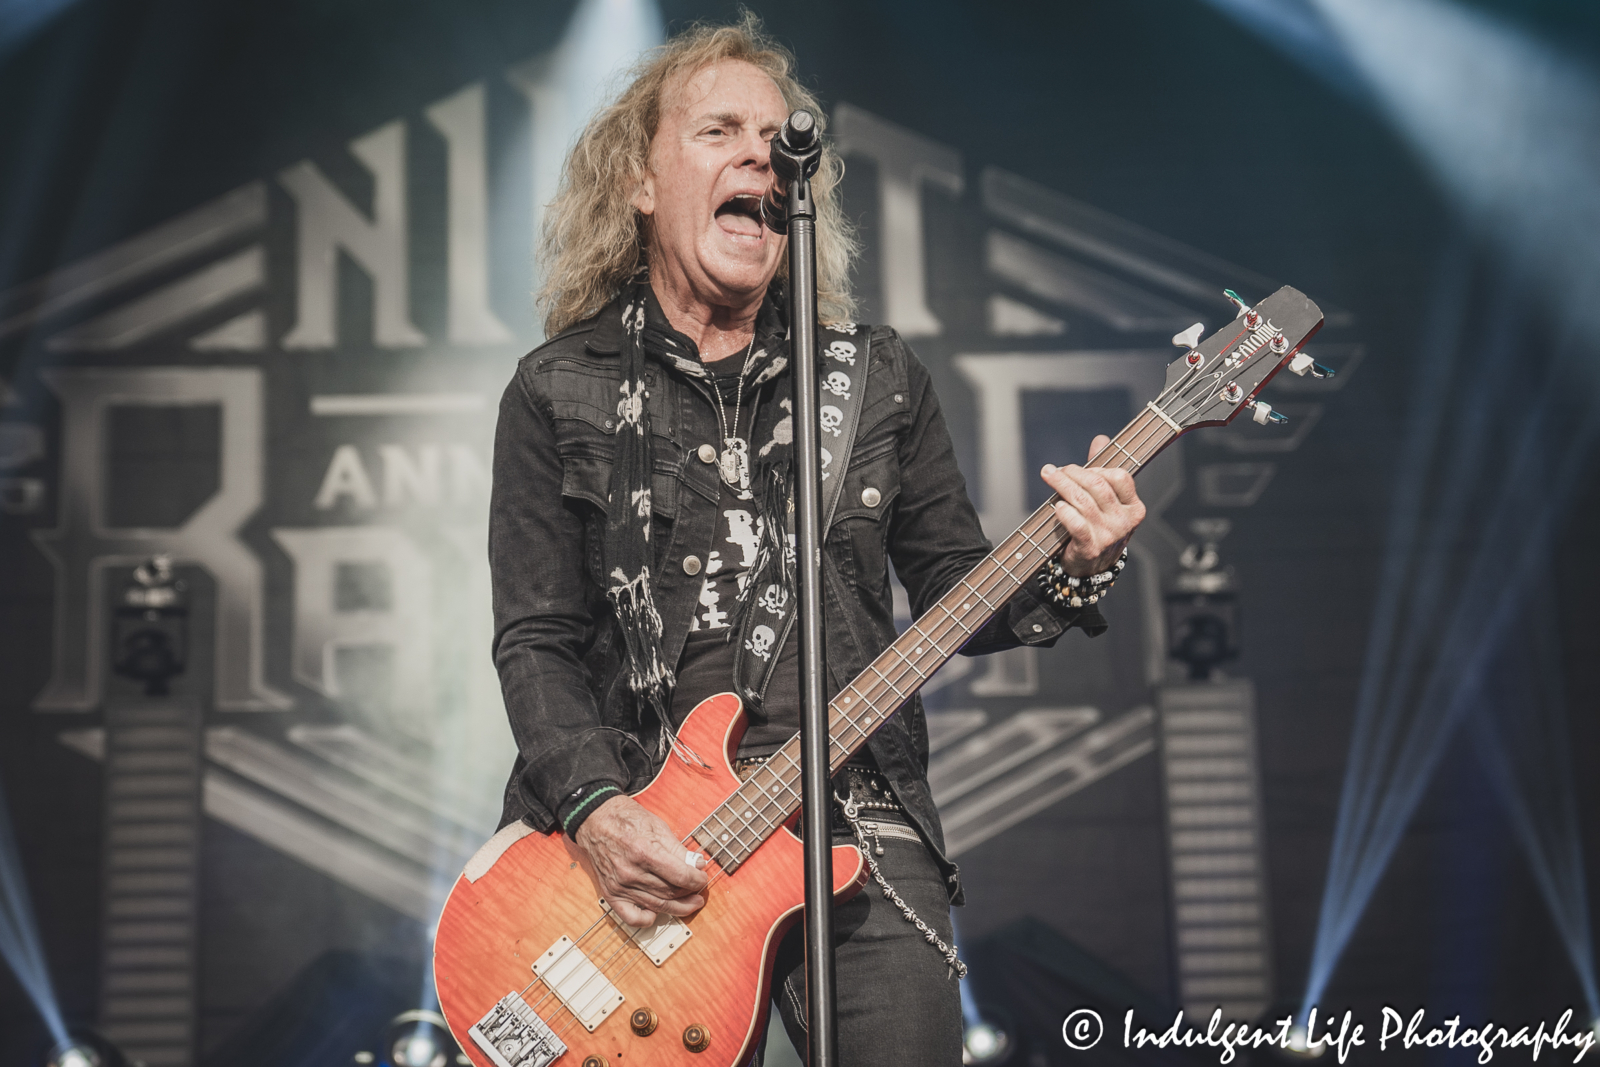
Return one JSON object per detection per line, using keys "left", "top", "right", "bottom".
{"left": 719, "top": 437, "right": 750, "bottom": 491}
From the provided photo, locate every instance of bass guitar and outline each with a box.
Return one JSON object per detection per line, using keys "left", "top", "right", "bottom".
{"left": 433, "top": 285, "right": 1326, "bottom": 1067}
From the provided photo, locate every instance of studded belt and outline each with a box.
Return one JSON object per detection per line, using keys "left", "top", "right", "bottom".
{"left": 837, "top": 764, "right": 901, "bottom": 813}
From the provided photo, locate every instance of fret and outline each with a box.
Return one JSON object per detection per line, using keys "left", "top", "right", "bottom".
{"left": 898, "top": 626, "right": 941, "bottom": 664}
{"left": 771, "top": 771, "right": 802, "bottom": 807}
{"left": 832, "top": 710, "right": 870, "bottom": 742}
{"left": 833, "top": 715, "right": 872, "bottom": 750}
{"left": 936, "top": 599, "right": 974, "bottom": 636}
{"left": 992, "top": 551, "right": 1022, "bottom": 581}
{"left": 961, "top": 578, "right": 997, "bottom": 611}
{"left": 910, "top": 629, "right": 948, "bottom": 661}
{"left": 741, "top": 797, "right": 783, "bottom": 841}
{"left": 705, "top": 808, "right": 741, "bottom": 849}
{"left": 1015, "top": 522, "right": 1055, "bottom": 563}
{"left": 1123, "top": 419, "right": 1173, "bottom": 468}
{"left": 867, "top": 662, "right": 906, "bottom": 702}
{"left": 1105, "top": 436, "right": 1142, "bottom": 470}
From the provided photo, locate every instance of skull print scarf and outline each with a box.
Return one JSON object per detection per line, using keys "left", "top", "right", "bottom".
{"left": 604, "top": 276, "right": 793, "bottom": 744}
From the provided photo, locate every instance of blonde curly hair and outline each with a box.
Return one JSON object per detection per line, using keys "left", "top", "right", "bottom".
{"left": 538, "top": 12, "right": 859, "bottom": 337}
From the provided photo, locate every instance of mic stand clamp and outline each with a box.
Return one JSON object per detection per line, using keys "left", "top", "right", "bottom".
{"left": 766, "top": 109, "right": 837, "bottom": 1067}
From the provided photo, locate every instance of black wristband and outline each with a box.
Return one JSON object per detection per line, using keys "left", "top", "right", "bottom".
{"left": 559, "top": 781, "right": 623, "bottom": 840}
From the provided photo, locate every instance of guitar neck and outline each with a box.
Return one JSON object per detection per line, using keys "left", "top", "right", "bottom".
{"left": 697, "top": 404, "right": 1179, "bottom": 873}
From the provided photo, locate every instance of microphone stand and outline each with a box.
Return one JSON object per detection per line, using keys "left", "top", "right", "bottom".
{"left": 763, "top": 110, "right": 836, "bottom": 1067}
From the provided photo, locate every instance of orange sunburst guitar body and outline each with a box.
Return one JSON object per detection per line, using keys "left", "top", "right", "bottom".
{"left": 434, "top": 692, "right": 867, "bottom": 1067}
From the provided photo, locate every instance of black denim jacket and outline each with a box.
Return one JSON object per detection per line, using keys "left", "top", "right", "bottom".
{"left": 489, "top": 296, "right": 1106, "bottom": 901}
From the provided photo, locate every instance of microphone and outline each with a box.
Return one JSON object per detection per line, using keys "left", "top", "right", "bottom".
{"left": 761, "top": 110, "right": 819, "bottom": 234}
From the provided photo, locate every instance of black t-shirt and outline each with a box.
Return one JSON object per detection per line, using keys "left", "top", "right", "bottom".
{"left": 668, "top": 362, "right": 799, "bottom": 757}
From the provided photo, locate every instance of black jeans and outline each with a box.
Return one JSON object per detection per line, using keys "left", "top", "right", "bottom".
{"left": 755, "top": 819, "right": 964, "bottom": 1066}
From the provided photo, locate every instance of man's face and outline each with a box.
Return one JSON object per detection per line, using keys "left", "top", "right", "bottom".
{"left": 635, "top": 59, "right": 788, "bottom": 307}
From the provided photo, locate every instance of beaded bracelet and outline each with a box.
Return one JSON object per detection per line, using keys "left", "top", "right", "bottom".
{"left": 1038, "top": 547, "right": 1128, "bottom": 609}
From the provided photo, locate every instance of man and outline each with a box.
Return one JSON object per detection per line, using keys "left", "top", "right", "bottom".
{"left": 489, "top": 17, "right": 1145, "bottom": 1065}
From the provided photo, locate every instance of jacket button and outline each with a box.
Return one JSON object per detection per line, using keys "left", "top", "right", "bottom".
{"left": 683, "top": 555, "right": 702, "bottom": 576}
{"left": 860, "top": 487, "right": 881, "bottom": 508}
{"left": 697, "top": 443, "right": 717, "bottom": 464}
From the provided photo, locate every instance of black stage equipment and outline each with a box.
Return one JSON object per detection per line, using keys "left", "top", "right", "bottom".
{"left": 764, "top": 108, "right": 838, "bottom": 1067}
{"left": 1165, "top": 520, "right": 1240, "bottom": 681}
{"left": 111, "top": 556, "right": 189, "bottom": 696}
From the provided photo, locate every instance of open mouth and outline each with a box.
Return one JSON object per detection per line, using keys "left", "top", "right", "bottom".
{"left": 714, "top": 193, "right": 765, "bottom": 238}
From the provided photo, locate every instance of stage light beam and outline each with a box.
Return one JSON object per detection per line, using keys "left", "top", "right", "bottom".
{"left": 411, "top": 0, "right": 668, "bottom": 1030}
{"left": 1, "top": 778, "right": 68, "bottom": 1045}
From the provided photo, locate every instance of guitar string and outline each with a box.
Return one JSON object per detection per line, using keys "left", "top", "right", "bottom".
{"left": 676, "top": 325, "right": 1269, "bottom": 857}
{"left": 687, "top": 426, "right": 1148, "bottom": 864}
{"left": 503, "top": 331, "right": 1280, "bottom": 1038}
{"left": 680, "top": 492, "right": 1103, "bottom": 862}
{"left": 630, "top": 325, "right": 1266, "bottom": 878}
{"left": 694, "top": 330, "right": 1280, "bottom": 862}
{"left": 680, "top": 403, "right": 1182, "bottom": 867}
{"left": 567, "top": 349, "right": 1257, "bottom": 1021}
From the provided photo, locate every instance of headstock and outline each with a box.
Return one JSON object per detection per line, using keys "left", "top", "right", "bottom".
{"left": 1154, "top": 286, "right": 1327, "bottom": 434}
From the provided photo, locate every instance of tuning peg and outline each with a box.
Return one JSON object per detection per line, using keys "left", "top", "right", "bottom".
{"left": 1287, "top": 353, "right": 1336, "bottom": 379}
{"left": 1247, "top": 400, "right": 1288, "bottom": 426}
{"left": 1224, "top": 289, "right": 1252, "bottom": 319}
{"left": 1172, "top": 322, "right": 1204, "bottom": 350}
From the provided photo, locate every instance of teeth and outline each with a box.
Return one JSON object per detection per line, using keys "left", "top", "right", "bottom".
{"left": 718, "top": 194, "right": 763, "bottom": 220}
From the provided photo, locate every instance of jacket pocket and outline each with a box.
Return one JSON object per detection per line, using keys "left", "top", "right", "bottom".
{"left": 559, "top": 452, "right": 680, "bottom": 523}
{"left": 828, "top": 447, "right": 901, "bottom": 599}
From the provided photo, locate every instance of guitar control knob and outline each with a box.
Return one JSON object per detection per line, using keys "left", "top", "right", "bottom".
{"left": 582, "top": 1058, "right": 606, "bottom": 1067}
{"left": 630, "top": 1008, "right": 658, "bottom": 1036}
{"left": 683, "top": 1024, "right": 712, "bottom": 1053}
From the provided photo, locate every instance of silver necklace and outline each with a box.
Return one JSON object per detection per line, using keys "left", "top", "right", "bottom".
{"left": 710, "top": 332, "right": 758, "bottom": 493}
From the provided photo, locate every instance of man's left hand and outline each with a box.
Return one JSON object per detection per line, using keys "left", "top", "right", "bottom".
{"left": 1041, "top": 434, "right": 1147, "bottom": 577}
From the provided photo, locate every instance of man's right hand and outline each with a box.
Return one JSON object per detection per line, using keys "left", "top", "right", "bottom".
{"left": 573, "top": 793, "right": 710, "bottom": 926}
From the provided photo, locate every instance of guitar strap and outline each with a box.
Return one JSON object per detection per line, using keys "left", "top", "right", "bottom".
{"left": 734, "top": 323, "right": 872, "bottom": 708}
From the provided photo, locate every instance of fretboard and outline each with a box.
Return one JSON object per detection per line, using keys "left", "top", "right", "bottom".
{"left": 693, "top": 404, "right": 1179, "bottom": 872}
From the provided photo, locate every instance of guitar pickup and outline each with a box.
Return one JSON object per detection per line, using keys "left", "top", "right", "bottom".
{"left": 469, "top": 992, "right": 567, "bottom": 1067}
{"left": 532, "top": 936, "right": 626, "bottom": 1031}
{"left": 599, "top": 898, "right": 693, "bottom": 966}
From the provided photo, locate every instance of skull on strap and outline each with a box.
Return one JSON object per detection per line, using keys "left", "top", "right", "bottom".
{"left": 745, "top": 624, "right": 776, "bottom": 661}
{"left": 819, "top": 405, "right": 843, "bottom": 437}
